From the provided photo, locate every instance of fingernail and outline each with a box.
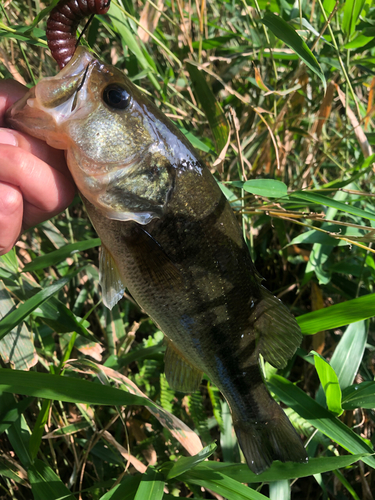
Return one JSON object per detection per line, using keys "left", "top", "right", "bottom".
{"left": 0, "top": 129, "right": 18, "bottom": 147}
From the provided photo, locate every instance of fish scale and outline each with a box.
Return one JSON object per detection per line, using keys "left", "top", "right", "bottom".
{"left": 7, "top": 46, "right": 308, "bottom": 474}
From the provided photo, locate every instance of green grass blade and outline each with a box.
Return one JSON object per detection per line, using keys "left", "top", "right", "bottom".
{"left": 333, "top": 469, "right": 362, "bottom": 500}
{"left": 36, "top": 297, "right": 100, "bottom": 344}
{"left": 0, "top": 369, "right": 154, "bottom": 408}
{"left": 28, "top": 459, "right": 75, "bottom": 500}
{"left": 178, "top": 126, "right": 215, "bottom": 154}
{"left": 22, "top": 238, "right": 101, "bottom": 272}
{"left": 186, "top": 62, "right": 230, "bottom": 156}
{"left": 289, "top": 191, "right": 375, "bottom": 222}
{"left": 190, "top": 454, "right": 366, "bottom": 483}
{"left": 268, "top": 375, "right": 375, "bottom": 469}
{"left": 262, "top": 12, "right": 326, "bottom": 88}
{"left": 181, "top": 469, "right": 270, "bottom": 500}
{"left": 0, "top": 268, "right": 84, "bottom": 341}
{"left": 108, "top": 2, "right": 161, "bottom": 91}
{"left": 29, "top": 399, "right": 51, "bottom": 461}
{"left": 166, "top": 443, "right": 216, "bottom": 480}
{"left": 296, "top": 294, "right": 375, "bottom": 334}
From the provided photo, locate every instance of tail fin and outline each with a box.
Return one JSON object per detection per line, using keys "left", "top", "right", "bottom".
{"left": 234, "top": 406, "right": 308, "bottom": 475}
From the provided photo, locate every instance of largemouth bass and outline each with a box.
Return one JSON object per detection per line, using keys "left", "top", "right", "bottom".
{"left": 7, "top": 47, "right": 307, "bottom": 474}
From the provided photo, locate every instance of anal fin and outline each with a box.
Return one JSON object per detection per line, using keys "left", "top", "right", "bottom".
{"left": 254, "top": 286, "right": 302, "bottom": 369}
{"left": 99, "top": 245, "right": 126, "bottom": 310}
{"left": 164, "top": 340, "right": 203, "bottom": 393}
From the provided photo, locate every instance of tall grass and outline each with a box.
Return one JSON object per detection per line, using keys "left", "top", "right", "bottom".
{"left": 1, "top": 0, "right": 375, "bottom": 498}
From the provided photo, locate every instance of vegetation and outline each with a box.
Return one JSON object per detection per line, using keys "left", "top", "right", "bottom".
{"left": 1, "top": 0, "right": 375, "bottom": 498}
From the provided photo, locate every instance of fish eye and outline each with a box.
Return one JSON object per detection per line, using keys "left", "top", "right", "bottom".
{"left": 102, "top": 84, "right": 131, "bottom": 110}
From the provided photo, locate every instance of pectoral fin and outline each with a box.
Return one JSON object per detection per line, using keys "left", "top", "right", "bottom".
{"left": 254, "top": 286, "right": 302, "bottom": 369}
{"left": 164, "top": 340, "right": 203, "bottom": 393}
{"left": 99, "top": 245, "right": 126, "bottom": 310}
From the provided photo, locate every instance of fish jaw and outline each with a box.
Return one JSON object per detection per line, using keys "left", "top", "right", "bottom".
{"left": 6, "top": 48, "right": 97, "bottom": 150}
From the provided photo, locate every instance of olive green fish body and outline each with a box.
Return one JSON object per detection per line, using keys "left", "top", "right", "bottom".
{"left": 7, "top": 47, "right": 307, "bottom": 474}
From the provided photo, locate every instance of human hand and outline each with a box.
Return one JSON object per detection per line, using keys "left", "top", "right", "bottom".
{"left": 0, "top": 79, "right": 76, "bottom": 256}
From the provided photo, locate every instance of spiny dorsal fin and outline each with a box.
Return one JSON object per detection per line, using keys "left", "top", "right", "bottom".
{"left": 164, "top": 340, "right": 203, "bottom": 393}
{"left": 254, "top": 286, "right": 302, "bottom": 369}
{"left": 99, "top": 245, "right": 125, "bottom": 310}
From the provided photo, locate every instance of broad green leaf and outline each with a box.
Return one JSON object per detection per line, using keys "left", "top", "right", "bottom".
{"left": 315, "top": 321, "right": 367, "bottom": 408}
{"left": 0, "top": 281, "right": 37, "bottom": 370}
{"left": 329, "top": 321, "right": 367, "bottom": 390}
{"left": 268, "top": 375, "right": 375, "bottom": 469}
{"left": 0, "top": 248, "right": 18, "bottom": 274}
{"left": 269, "top": 480, "right": 290, "bottom": 500}
{"left": 262, "top": 12, "right": 325, "bottom": 88}
{"left": 342, "top": 381, "right": 375, "bottom": 410}
{"left": 313, "top": 352, "right": 342, "bottom": 416}
{"left": 5, "top": 399, "right": 32, "bottom": 467}
{"left": 0, "top": 369, "right": 154, "bottom": 408}
{"left": 187, "top": 63, "right": 230, "bottom": 156}
{"left": 342, "top": 0, "right": 366, "bottom": 38}
{"left": 233, "top": 179, "right": 288, "bottom": 198}
{"left": 28, "top": 459, "right": 75, "bottom": 500}
{"left": 22, "top": 238, "right": 101, "bottom": 272}
{"left": 134, "top": 468, "right": 164, "bottom": 500}
{"left": 99, "top": 475, "right": 141, "bottom": 500}
{"left": 167, "top": 443, "right": 216, "bottom": 479}
{"left": 0, "top": 394, "right": 34, "bottom": 434}
{"left": 296, "top": 294, "right": 375, "bottom": 335}
{"left": 201, "top": 454, "right": 366, "bottom": 483}
{"left": 0, "top": 268, "right": 84, "bottom": 341}
{"left": 0, "top": 457, "right": 28, "bottom": 485}
{"left": 289, "top": 191, "right": 375, "bottom": 222}
{"left": 344, "top": 34, "right": 373, "bottom": 49}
